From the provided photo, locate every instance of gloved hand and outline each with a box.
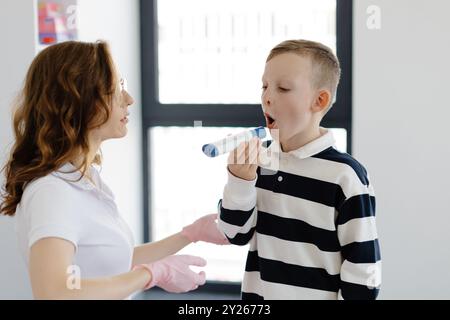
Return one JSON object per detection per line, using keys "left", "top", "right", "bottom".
{"left": 181, "top": 213, "right": 229, "bottom": 245}
{"left": 134, "top": 255, "right": 207, "bottom": 292}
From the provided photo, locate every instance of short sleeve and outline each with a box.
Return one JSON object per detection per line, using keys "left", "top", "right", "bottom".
{"left": 22, "top": 181, "right": 81, "bottom": 251}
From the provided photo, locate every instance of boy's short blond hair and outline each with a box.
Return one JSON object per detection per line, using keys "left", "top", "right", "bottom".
{"left": 267, "top": 39, "right": 341, "bottom": 109}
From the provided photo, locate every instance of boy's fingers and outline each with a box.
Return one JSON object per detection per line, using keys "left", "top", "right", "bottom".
{"left": 230, "top": 139, "right": 261, "bottom": 165}
{"left": 249, "top": 150, "right": 259, "bottom": 166}
{"left": 227, "top": 150, "right": 235, "bottom": 165}
{"left": 236, "top": 149, "right": 247, "bottom": 165}
{"left": 235, "top": 142, "right": 248, "bottom": 165}
{"left": 248, "top": 139, "right": 260, "bottom": 166}
{"left": 228, "top": 142, "right": 243, "bottom": 165}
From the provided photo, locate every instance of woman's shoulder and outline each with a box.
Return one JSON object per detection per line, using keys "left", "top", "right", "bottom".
{"left": 22, "top": 173, "right": 73, "bottom": 204}
{"left": 15, "top": 172, "right": 76, "bottom": 221}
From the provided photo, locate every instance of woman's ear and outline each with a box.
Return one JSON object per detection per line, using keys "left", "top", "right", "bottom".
{"left": 311, "top": 89, "right": 331, "bottom": 114}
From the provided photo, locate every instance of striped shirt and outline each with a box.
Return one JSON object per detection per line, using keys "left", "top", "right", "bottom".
{"left": 218, "top": 128, "right": 381, "bottom": 300}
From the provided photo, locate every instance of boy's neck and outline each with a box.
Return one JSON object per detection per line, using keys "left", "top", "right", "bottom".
{"left": 280, "top": 125, "right": 324, "bottom": 153}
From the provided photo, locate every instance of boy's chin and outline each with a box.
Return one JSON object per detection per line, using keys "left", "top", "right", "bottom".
{"left": 270, "top": 129, "right": 294, "bottom": 145}
{"left": 276, "top": 130, "right": 303, "bottom": 145}
{"left": 268, "top": 127, "right": 281, "bottom": 140}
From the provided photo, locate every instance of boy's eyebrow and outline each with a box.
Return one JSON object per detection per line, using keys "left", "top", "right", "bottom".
{"left": 261, "top": 77, "right": 295, "bottom": 85}
{"left": 278, "top": 79, "right": 295, "bottom": 85}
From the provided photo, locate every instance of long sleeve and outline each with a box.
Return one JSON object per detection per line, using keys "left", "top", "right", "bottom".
{"left": 218, "top": 170, "right": 258, "bottom": 246}
{"left": 336, "top": 178, "right": 381, "bottom": 300}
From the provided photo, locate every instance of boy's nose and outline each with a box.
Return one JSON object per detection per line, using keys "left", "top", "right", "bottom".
{"left": 262, "top": 92, "right": 271, "bottom": 107}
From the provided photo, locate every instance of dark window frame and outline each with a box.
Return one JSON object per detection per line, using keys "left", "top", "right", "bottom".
{"left": 139, "top": 0, "right": 353, "bottom": 293}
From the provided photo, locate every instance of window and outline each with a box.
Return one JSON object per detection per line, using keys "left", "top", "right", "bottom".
{"left": 157, "top": 0, "right": 336, "bottom": 104}
{"left": 141, "top": 0, "right": 353, "bottom": 286}
{"left": 150, "top": 126, "right": 347, "bottom": 282}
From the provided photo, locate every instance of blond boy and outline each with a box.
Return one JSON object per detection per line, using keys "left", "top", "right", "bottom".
{"left": 218, "top": 40, "right": 381, "bottom": 300}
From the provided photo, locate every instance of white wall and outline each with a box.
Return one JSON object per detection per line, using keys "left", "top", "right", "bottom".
{"left": 76, "top": 0, "right": 143, "bottom": 244}
{"left": 0, "top": 0, "right": 37, "bottom": 300}
{"left": 353, "top": 0, "right": 450, "bottom": 299}
{"left": 0, "top": 0, "right": 142, "bottom": 299}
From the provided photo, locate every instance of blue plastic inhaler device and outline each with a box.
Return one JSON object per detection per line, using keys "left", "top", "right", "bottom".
{"left": 202, "top": 127, "right": 267, "bottom": 158}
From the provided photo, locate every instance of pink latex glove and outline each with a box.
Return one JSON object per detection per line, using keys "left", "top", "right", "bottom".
{"left": 181, "top": 213, "right": 229, "bottom": 245}
{"left": 134, "top": 255, "right": 207, "bottom": 292}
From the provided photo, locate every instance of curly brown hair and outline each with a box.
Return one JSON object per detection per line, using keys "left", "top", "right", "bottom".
{"left": 1, "top": 41, "right": 118, "bottom": 217}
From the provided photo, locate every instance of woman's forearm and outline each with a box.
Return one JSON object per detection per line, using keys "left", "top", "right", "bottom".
{"left": 34, "top": 268, "right": 151, "bottom": 300}
{"left": 132, "top": 232, "right": 191, "bottom": 266}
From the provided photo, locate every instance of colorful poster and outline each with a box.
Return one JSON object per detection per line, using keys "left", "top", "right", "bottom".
{"left": 38, "top": 0, "right": 78, "bottom": 45}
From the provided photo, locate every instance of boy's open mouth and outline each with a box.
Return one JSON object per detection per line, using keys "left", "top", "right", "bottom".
{"left": 264, "top": 113, "right": 277, "bottom": 130}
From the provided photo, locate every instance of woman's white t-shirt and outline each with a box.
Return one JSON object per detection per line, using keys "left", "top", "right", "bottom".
{"left": 15, "top": 163, "right": 135, "bottom": 279}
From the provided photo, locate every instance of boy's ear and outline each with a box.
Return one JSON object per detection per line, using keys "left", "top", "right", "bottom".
{"left": 311, "top": 89, "right": 331, "bottom": 113}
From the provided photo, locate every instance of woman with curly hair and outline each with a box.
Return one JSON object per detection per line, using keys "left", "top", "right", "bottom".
{"left": 0, "top": 41, "right": 227, "bottom": 299}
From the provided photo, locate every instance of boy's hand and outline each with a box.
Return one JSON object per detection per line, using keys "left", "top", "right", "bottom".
{"left": 227, "top": 137, "right": 261, "bottom": 181}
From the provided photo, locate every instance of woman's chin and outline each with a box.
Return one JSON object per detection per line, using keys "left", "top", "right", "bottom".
{"left": 119, "top": 130, "right": 128, "bottom": 138}
{"left": 111, "top": 128, "right": 128, "bottom": 139}
{"left": 118, "top": 122, "right": 128, "bottom": 137}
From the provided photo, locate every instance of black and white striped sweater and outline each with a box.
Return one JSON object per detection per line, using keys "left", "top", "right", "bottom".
{"left": 218, "top": 129, "right": 381, "bottom": 300}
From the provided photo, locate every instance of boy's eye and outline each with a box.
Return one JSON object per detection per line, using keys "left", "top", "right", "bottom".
{"left": 262, "top": 86, "right": 267, "bottom": 90}
{"left": 278, "top": 87, "right": 290, "bottom": 92}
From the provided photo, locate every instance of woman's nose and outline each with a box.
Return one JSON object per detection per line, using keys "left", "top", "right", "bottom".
{"left": 124, "top": 90, "right": 134, "bottom": 106}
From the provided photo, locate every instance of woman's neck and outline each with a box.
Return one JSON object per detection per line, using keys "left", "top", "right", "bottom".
{"left": 70, "top": 138, "right": 101, "bottom": 180}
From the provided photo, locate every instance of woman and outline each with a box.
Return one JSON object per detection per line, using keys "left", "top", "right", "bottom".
{"left": 0, "top": 41, "right": 228, "bottom": 299}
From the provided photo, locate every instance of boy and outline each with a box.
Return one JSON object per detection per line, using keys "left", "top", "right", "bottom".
{"left": 218, "top": 40, "right": 381, "bottom": 300}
